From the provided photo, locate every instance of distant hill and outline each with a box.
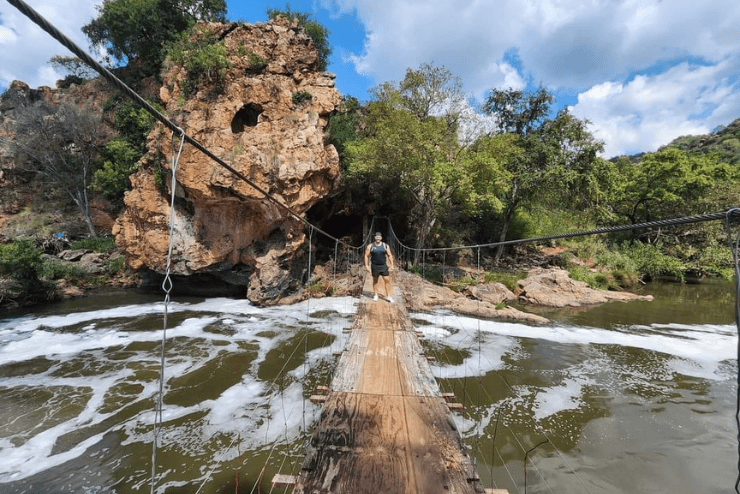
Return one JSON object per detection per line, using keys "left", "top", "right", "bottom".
{"left": 659, "top": 118, "right": 740, "bottom": 164}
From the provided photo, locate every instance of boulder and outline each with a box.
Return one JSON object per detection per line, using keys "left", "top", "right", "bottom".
{"left": 517, "top": 268, "right": 653, "bottom": 307}
{"left": 462, "top": 283, "right": 517, "bottom": 305}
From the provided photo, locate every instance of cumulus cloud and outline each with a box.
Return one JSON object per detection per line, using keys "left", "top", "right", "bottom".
{"left": 570, "top": 57, "right": 740, "bottom": 157}
{"left": 324, "top": 0, "right": 740, "bottom": 155}
{"left": 0, "top": 0, "right": 100, "bottom": 91}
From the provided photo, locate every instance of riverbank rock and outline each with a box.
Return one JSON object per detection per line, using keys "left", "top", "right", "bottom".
{"left": 113, "top": 17, "right": 342, "bottom": 305}
{"left": 393, "top": 270, "right": 550, "bottom": 324}
{"left": 517, "top": 267, "right": 654, "bottom": 307}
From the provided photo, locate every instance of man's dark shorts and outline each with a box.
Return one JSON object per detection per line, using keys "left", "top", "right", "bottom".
{"left": 371, "top": 263, "right": 389, "bottom": 277}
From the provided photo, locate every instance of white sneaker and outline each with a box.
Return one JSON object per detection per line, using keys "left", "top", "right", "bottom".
{"left": 373, "top": 294, "right": 378, "bottom": 301}
{"left": 387, "top": 297, "right": 394, "bottom": 303}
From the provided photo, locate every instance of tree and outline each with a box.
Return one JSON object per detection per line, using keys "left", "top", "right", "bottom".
{"left": 82, "top": 0, "right": 227, "bottom": 75}
{"left": 267, "top": 5, "right": 331, "bottom": 71}
{"left": 608, "top": 148, "right": 730, "bottom": 226}
{"left": 481, "top": 87, "right": 604, "bottom": 259}
{"left": 346, "top": 65, "right": 466, "bottom": 258}
{"left": 12, "top": 102, "right": 107, "bottom": 237}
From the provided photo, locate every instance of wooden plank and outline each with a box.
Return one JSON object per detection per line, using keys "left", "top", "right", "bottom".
{"left": 484, "top": 490, "right": 510, "bottom": 494}
{"left": 310, "top": 394, "right": 328, "bottom": 404}
{"left": 294, "top": 393, "right": 481, "bottom": 494}
{"left": 292, "top": 275, "right": 485, "bottom": 494}
{"left": 272, "top": 474, "right": 296, "bottom": 488}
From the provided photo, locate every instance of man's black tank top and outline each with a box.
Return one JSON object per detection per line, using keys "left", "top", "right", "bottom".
{"left": 370, "top": 243, "right": 387, "bottom": 265}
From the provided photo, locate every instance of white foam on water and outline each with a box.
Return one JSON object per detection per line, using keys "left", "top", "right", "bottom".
{"left": 0, "top": 296, "right": 356, "bottom": 484}
{"left": 0, "top": 294, "right": 734, "bottom": 485}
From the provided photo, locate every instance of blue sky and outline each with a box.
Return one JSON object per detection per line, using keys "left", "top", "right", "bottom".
{"left": 1, "top": 0, "right": 739, "bottom": 158}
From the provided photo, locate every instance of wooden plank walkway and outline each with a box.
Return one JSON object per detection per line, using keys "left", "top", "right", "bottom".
{"left": 288, "top": 276, "right": 503, "bottom": 494}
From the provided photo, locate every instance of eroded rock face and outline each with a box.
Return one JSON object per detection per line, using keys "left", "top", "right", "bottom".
{"left": 113, "top": 18, "right": 342, "bottom": 304}
{"left": 517, "top": 268, "right": 654, "bottom": 307}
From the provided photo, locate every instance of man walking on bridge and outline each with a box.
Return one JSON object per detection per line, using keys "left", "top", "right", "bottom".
{"left": 364, "top": 232, "right": 395, "bottom": 302}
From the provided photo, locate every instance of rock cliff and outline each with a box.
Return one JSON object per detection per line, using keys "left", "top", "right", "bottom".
{"left": 112, "top": 18, "right": 343, "bottom": 304}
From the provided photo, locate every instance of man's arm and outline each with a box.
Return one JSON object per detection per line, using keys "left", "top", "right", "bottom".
{"left": 385, "top": 243, "right": 395, "bottom": 270}
{"left": 364, "top": 245, "right": 371, "bottom": 271}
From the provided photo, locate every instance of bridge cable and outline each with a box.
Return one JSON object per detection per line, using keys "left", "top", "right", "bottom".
{"left": 725, "top": 208, "right": 740, "bottom": 494}
{"left": 149, "top": 129, "right": 185, "bottom": 494}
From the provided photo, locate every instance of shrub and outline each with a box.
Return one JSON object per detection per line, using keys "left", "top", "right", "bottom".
{"left": 39, "top": 259, "right": 85, "bottom": 280}
{"left": 292, "top": 90, "right": 312, "bottom": 106}
{"left": 167, "top": 26, "right": 229, "bottom": 96}
{"left": 247, "top": 52, "right": 268, "bottom": 72}
{"left": 70, "top": 236, "right": 117, "bottom": 253}
{"left": 619, "top": 242, "right": 684, "bottom": 282}
{"left": 0, "top": 239, "right": 42, "bottom": 280}
{"left": 483, "top": 271, "right": 526, "bottom": 292}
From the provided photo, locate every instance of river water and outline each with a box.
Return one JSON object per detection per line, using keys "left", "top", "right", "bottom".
{"left": 0, "top": 281, "right": 736, "bottom": 494}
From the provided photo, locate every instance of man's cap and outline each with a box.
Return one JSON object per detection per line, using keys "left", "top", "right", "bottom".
{"left": 374, "top": 232, "right": 382, "bottom": 236}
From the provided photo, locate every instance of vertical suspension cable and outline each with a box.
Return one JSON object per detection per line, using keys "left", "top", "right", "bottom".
{"left": 150, "top": 129, "right": 185, "bottom": 494}
{"left": 725, "top": 209, "right": 740, "bottom": 494}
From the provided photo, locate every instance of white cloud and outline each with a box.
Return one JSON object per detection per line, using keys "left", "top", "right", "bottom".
{"left": 0, "top": 0, "right": 100, "bottom": 91}
{"left": 327, "top": 0, "right": 740, "bottom": 155}
{"left": 570, "top": 57, "right": 740, "bottom": 157}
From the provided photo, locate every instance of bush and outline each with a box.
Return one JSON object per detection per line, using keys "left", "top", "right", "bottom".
{"left": 619, "top": 242, "right": 684, "bottom": 282}
{"left": 483, "top": 271, "right": 526, "bottom": 292}
{"left": 292, "top": 90, "right": 312, "bottom": 106}
{"left": 247, "top": 52, "right": 268, "bottom": 72}
{"left": 39, "top": 259, "right": 85, "bottom": 280}
{"left": 0, "top": 240, "right": 42, "bottom": 280}
{"left": 70, "top": 236, "right": 117, "bottom": 253}
{"left": 167, "top": 25, "right": 229, "bottom": 96}
{"left": 93, "top": 138, "right": 140, "bottom": 199}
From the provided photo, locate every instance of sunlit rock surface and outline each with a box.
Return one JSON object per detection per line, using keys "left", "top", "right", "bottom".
{"left": 113, "top": 18, "right": 342, "bottom": 304}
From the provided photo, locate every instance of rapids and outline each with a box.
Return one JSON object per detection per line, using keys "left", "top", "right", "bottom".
{"left": 0, "top": 282, "right": 737, "bottom": 493}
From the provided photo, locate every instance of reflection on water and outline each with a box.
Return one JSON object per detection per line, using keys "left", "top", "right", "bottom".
{"left": 0, "top": 281, "right": 737, "bottom": 494}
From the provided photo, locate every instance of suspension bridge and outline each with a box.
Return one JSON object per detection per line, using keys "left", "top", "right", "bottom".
{"left": 6, "top": 2, "right": 740, "bottom": 492}
{"left": 273, "top": 274, "right": 506, "bottom": 494}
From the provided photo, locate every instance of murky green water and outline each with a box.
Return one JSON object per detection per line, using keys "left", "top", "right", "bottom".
{"left": 0, "top": 281, "right": 737, "bottom": 493}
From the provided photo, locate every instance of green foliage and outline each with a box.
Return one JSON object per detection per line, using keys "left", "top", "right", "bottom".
{"left": 48, "top": 55, "right": 96, "bottom": 80}
{"left": 93, "top": 138, "right": 140, "bottom": 198}
{"left": 480, "top": 87, "right": 604, "bottom": 258}
{"left": 326, "top": 96, "right": 362, "bottom": 164}
{"left": 0, "top": 240, "right": 42, "bottom": 280}
{"left": 82, "top": 0, "right": 227, "bottom": 76}
{"left": 70, "top": 236, "right": 117, "bottom": 253}
{"left": 619, "top": 242, "right": 684, "bottom": 281}
{"left": 267, "top": 5, "right": 331, "bottom": 71}
{"left": 448, "top": 275, "right": 477, "bottom": 292}
{"left": 663, "top": 118, "right": 740, "bottom": 164}
{"left": 292, "top": 90, "right": 313, "bottom": 106}
{"left": 247, "top": 52, "right": 268, "bottom": 72}
{"left": 167, "top": 25, "right": 229, "bottom": 96}
{"left": 607, "top": 148, "right": 727, "bottom": 226}
{"left": 482, "top": 271, "right": 526, "bottom": 292}
{"left": 111, "top": 100, "right": 157, "bottom": 149}
{"left": 107, "top": 255, "right": 126, "bottom": 275}
{"left": 39, "top": 259, "right": 86, "bottom": 280}
{"left": 94, "top": 98, "right": 158, "bottom": 200}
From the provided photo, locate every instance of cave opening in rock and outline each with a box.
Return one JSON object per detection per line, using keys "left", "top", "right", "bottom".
{"left": 231, "top": 103, "right": 263, "bottom": 133}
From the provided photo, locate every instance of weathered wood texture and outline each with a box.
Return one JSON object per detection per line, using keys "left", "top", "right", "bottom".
{"left": 292, "top": 277, "right": 489, "bottom": 494}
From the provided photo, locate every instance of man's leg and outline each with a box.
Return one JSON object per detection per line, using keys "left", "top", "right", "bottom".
{"left": 382, "top": 275, "right": 392, "bottom": 299}
{"left": 372, "top": 275, "right": 380, "bottom": 300}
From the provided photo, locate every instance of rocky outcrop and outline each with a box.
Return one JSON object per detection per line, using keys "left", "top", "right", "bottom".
{"left": 393, "top": 270, "right": 550, "bottom": 324}
{"left": 517, "top": 268, "right": 654, "bottom": 307}
{"left": 113, "top": 18, "right": 343, "bottom": 304}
